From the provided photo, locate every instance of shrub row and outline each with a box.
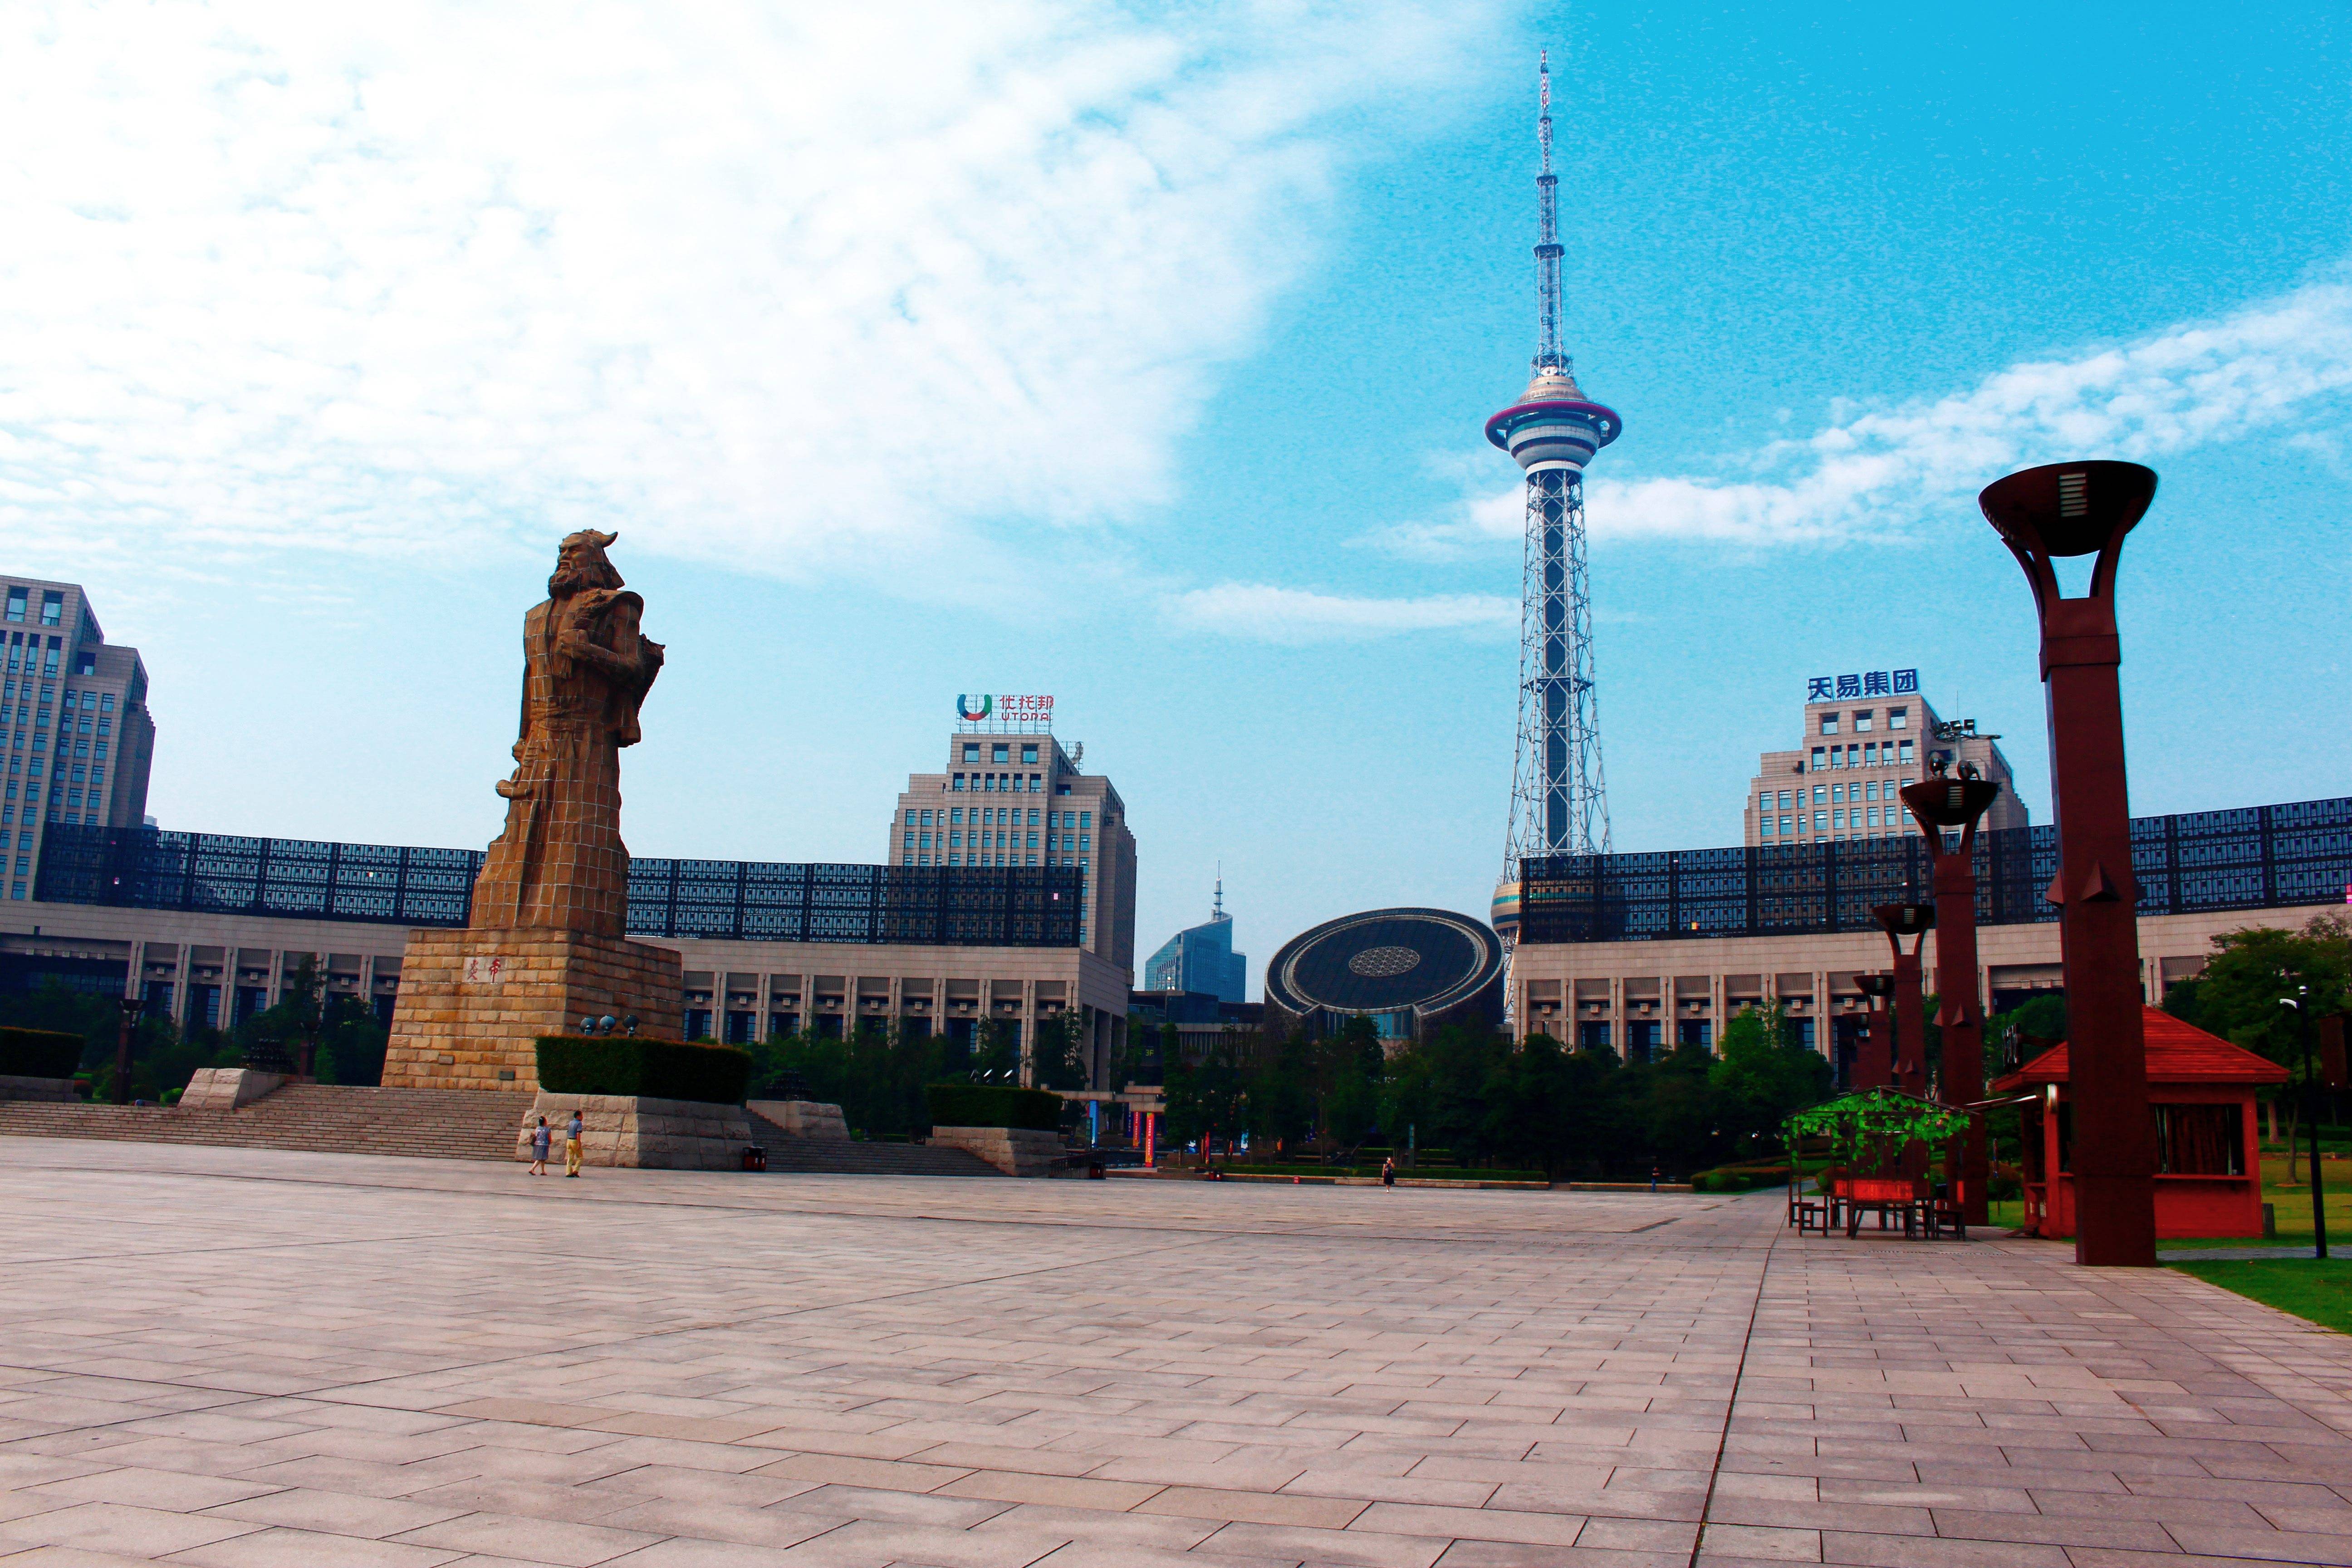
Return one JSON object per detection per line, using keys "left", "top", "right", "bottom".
{"left": 925, "top": 1083, "right": 1063, "bottom": 1132}
{"left": 534, "top": 1037, "right": 752, "bottom": 1105}
{"left": 0, "top": 1027, "right": 83, "bottom": 1080}
{"left": 1690, "top": 1164, "right": 1793, "bottom": 1193}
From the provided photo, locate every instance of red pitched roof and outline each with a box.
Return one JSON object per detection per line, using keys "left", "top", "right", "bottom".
{"left": 1993, "top": 1005, "right": 2289, "bottom": 1090}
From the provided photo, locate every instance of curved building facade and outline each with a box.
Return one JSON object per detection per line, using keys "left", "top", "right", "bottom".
{"left": 1263, "top": 907, "right": 1504, "bottom": 1042}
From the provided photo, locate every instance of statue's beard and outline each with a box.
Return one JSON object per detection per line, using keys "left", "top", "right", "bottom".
{"left": 549, "top": 557, "right": 622, "bottom": 598}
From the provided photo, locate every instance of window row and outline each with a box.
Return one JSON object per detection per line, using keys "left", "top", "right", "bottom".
{"left": 4, "top": 633, "right": 64, "bottom": 678}
{"left": 3, "top": 589, "right": 64, "bottom": 627}
{"left": 902, "top": 851, "right": 1090, "bottom": 871}
{"left": 962, "top": 741, "right": 1044, "bottom": 765}
{"left": 1812, "top": 739, "right": 1911, "bottom": 770}
{"left": 1819, "top": 706, "right": 1908, "bottom": 736}
{"left": 906, "top": 829, "right": 1089, "bottom": 853}
{"left": 953, "top": 771, "right": 1043, "bottom": 792}
{"left": 1763, "top": 779, "right": 1907, "bottom": 813}
{"left": 1760, "top": 807, "right": 1918, "bottom": 837}
{"left": 906, "top": 806, "right": 1089, "bottom": 830}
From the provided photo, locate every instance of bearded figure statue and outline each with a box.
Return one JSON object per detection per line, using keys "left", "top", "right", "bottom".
{"left": 470, "top": 530, "right": 665, "bottom": 936}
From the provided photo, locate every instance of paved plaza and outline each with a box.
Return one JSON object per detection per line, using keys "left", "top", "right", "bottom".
{"left": 1, "top": 1142, "right": 2350, "bottom": 1567}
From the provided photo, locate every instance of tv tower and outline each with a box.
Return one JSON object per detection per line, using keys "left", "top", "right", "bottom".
{"left": 1489, "top": 49, "right": 1620, "bottom": 967}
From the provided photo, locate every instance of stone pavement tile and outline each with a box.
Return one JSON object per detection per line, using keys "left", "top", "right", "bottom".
{"left": 754, "top": 1482, "right": 1010, "bottom": 1529}
{"left": 1134, "top": 1484, "right": 1365, "bottom": 1528}
{"left": 1818, "top": 1532, "right": 2069, "bottom": 1567}
{"left": 1925, "top": 1506, "right": 2177, "bottom": 1548}
{"left": 589, "top": 1497, "right": 847, "bottom": 1550}
{"left": 595, "top": 1542, "right": 812, "bottom": 1568}
{"left": 1694, "top": 1523, "right": 1821, "bottom": 1562}
{"left": 0, "top": 1548, "right": 162, "bottom": 1567}
{"left": 23, "top": 1466, "right": 280, "bottom": 1513}
{"left": 1706, "top": 1498, "right": 1929, "bottom": 1536}
{"left": 751, "top": 1453, "right": 971, "bottom": 1493}
{"left": 0, "top": 1459, "right": 106, "bottom": 1492}
{"left": 2164, "top": 1524, "right": 2352, "bottom": 1565}
{"left": 0, "top": 1498, "right": 71, "bottom": 1531}
{"left": 932, "top": 1470, "right": 1162, "bottom": 1512}
{"left": 1202, "top": 1521, "right": 1451, "bottom": 1568}
{"left": 1348, "top": 1502, "right": 1587, "bottom": 1546}
{"left": 1025, "top": 1544, "right": 1306, "bottom": 1568}
{"left": 0, "top": 1500, "right": 262, "bottom": 1558}
{"left": 1569, "top": 1518, "right": 1693, "bottom": 1553}
{"left": 584, "top": 1465, "right": 819, "bottom": 1508}
{"left": 1279, "top": 1469, "right": 1499, "bottom": 1507}
{"left": 163, "top": 1525, "right": 469, "bottom": 1567}
{"left": 199, "top": 1485, "right": 470, "bottom": 1539}
{"left": 963, "top": 1500, "right": 1225, "bottom": 1549}
{"left": 750, "top": 1517, "right": 1071, "bottom": 1568}
{"left": 1436, "top": 1544, "right": 1686, "bottom": 1568}
{"left": 904, "top": 1444, "right": 1110, "bottom": 1480}
{"left": 229, "top": 1454, "right": 473, "bottom": 1498}
{"left": 390, "top": 1511, "right": 663, "bottom": 1567}
{"left": 402, "top": 1479, "right": 648, "bottom": 1526}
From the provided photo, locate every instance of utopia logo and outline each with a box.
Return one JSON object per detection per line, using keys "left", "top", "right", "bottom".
{"left": 956, "top": 694, "right": 993, "bottom": 721}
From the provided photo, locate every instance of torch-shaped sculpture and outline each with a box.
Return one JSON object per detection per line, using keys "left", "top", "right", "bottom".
{"left": 1901, "top": 771, "right": 2003, "bottom": 1225}
{"left": 1980, "top": 460, "right": 2159, "bottom": 1268}
{"left": 1854, "top": 972, "right": 1896, "bottom": 1091}
{"left": 1870, "top": 903, "right": 1935, "bottom": 1099}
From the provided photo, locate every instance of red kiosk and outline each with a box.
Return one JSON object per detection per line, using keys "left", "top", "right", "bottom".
{"left": 1998, "top": 1005, "right": 2286, "bottom": 1240}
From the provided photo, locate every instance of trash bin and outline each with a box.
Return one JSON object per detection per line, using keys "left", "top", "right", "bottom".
{"left": 742, "top": 1145, "right": 767, "bottom": 1172}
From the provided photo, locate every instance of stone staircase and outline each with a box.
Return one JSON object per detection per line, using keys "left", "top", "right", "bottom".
{"left": 0, "top": 1084, "right": 520, "bottom": 1162}
{"left": 744, "top": 1107, "right": 1006, "bottom": 1177}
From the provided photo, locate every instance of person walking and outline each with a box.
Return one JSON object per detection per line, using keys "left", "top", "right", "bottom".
{"left": 564, "top": 1109, "right": 585, "bottom": 1177}
{"left": 529, "top": 1116, "right": 551, "bottom": 1176}
{"left": 1381, "top": 1156, "right": 1396, "bottom": 1190}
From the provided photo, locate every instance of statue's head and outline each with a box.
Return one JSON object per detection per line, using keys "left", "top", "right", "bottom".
{"left": 550, "top": 530, "right": 623, "bottom": 598}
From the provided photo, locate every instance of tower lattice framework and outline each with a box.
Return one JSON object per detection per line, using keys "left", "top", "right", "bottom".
{"left": 1505, "top": 465, "right": 1609, "bottom": 866}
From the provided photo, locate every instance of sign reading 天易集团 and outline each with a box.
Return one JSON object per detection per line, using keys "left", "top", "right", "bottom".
{"left": 1808, "top": 669, "right": 1918, "bottom": 701}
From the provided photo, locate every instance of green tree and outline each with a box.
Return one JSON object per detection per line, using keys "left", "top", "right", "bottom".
{"left": 2165, "top": 913, "right": 2351, "bottom": 1174}
{"left": 1710, "top": 1004, "right": 1832, "bottom": 1159}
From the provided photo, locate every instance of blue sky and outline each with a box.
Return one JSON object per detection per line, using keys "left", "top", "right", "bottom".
{"left": 3, "top": 0, "right": 2346, "bottom": 994}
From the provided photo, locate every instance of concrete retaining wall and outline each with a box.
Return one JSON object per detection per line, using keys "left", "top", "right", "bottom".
{"left": 519, "top": 1092, "right": 752, "bottom": 1171}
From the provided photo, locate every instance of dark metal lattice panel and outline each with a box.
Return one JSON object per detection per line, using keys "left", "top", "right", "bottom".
{"left": 36, "top": 826, "right": 1082, "bottom": 947}
{"left": 1519, "top": 794, "right": 2352, "bottom": 945}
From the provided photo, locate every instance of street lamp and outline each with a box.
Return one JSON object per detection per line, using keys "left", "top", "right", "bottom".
{"left": 1869, "top": 903, "right": 1934, "bottom": 1099}
{"left": 1855, "top": 972, "right": 1896, "bottom": 1091}
{"left": 2282, "top": 989, "right": 2328, "bottom": 1260}
{"left": 1980, "top": 458, "right": 2159, "bottom": 1268}
{"left": 1902, "top": 769, "right": 2004, "bottom": 1225}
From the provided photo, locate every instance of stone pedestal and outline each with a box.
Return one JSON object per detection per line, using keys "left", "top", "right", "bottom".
{"left": 517, "top": 1092, "right": 752, "bottom": 1170}
{"left": 383, "top": 927, "right": 684, "bottom": 1092}
{"left": 928, "top": 1125, "right": 1064, "bottom": 1177}
{"left": 179, "top": 1068, "right": 286, "bottom": 1111}
{"left": 746, "top": 1099, "right": 848, "bottom": 1140}
{"left": 0, "top": 1075, "right": 80, "bottom": 1103}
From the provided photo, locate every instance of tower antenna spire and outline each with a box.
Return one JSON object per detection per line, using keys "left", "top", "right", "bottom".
{"left": 1213, "top": 864, "right": 1224, "bottom": 920}
{"left": 1535, "top": 47, "right": 1563, "bottom": 374}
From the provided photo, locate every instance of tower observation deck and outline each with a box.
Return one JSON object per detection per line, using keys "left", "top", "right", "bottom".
{"left": 1490, "top": 50, "right": 1619, "bottom": 954}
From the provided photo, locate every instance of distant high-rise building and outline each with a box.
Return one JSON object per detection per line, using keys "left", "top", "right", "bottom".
{"left": 1143, "top": 875, "right": 1246, "bottom": 1002}
{"left": 0, "top": 575, "right": 156, "bottom": 901}
{"left": 1744, "top": 667, "right": 2029, "bottom": 847}
{"left": 886, "top": 703, "right": 1136, "bottom": 974}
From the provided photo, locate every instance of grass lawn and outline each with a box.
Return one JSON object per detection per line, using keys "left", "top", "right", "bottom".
{"left": 2170, "top": 1258, "right": 2352, "bottom": 1335}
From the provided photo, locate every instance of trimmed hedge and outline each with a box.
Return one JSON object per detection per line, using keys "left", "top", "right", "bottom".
{"left": 534, "top": 1036, "right": 751, "bottom": 1105}
{"left": 0, "top": 1027, "right": 84, "bottom": 1079}
{"left": 926, "top": 1083, "right": 1063, "bottom": 1132}
{"left": 1690, "top": 1164, "right": 1793, "bottom": 1193}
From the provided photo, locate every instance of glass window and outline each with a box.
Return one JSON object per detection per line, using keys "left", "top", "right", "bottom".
{"left": 1759, "top": 816, "right": 1774, "bottom": 837}
{"left": 1898, "top": 740, "right": 1915, "bottom": 763}
{"left": 1830, "top": 784, "right": 1842, "bottom": 804}
{"left": 963, "top": 744, "right": 980, "bottom": 762}
{"left": 1809, "top": 747, "right": 1825, "bottom": 769}
{"left": 991, "top": 744, "right": 1009, "bottom": 763}
{"left": 1820, "top": 713, "right": 1838, "bottom": 735}
{"left": 950, "top": 808, "right": 963, "bottom": 823}
{"left": 1779, "top": 816, "right": 1792, "bottom": 834}
{"left": 1022, "top": 744, "right": 1038, "bottom": 764}
{"left": 1080, "top": 812, "right": 1092, "bottom": 829}
{"left": 100, "top": 694, "right": 113, "bottom": 713}
{"left": 1888, "top": 707, "right": 1908, "bottom": 730}
{"left": 1865, "top": 807, "right": 1878, "bottom": 827}
{"left": 39, "top": 593, "right": 61, "bottom": 626}
{"left": 1853, "top": 710, "right": 1873, "bottom": 732}
{"left": 2, "top": 591, "right": 20, "bottom": 622}
{"left": 1777, "top": 790, "right": 1792, "bottom": 810}
{"left": 1812, "top": 785, "right": 1826, "bottom": 805}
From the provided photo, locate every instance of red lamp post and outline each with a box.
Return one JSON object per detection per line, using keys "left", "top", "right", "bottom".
{"left": 1870, "top": 903, "right": 1934, "bottom": 1099}
{"left": 1902, "top": 773, "right": 2003, "bottom": 1225}
{"left": 1980, "top": 459, "right": 2159, "bottom": 1268}
{"left": 1854, "top": 972, "right": 1896, "bottom": 1091}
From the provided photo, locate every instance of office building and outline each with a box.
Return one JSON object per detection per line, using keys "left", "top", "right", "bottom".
{"left": 0, "top": 576, "right": 157, "bottom": 902}
{"left": 884, "top": 703, "right": 1137, "bottom": 975}
{"left": 1744, "top": 667, "right": 2028, "bottom": 848}
{"left": 1142, "top": 877, "right": 1246, "bottom": 1001}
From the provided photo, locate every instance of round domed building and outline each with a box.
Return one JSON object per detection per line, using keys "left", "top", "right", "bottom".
{"left": 1262, "top": 908, "right": 1505, "bottom": 1043}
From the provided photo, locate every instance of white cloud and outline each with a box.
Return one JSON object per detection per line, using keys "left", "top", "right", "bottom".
{"left": 1363, "top": 271, "right": 2352, "bottom": 556}
{"left": 1170, "top": 583, "right": 1515, "bottom": 642}
{"left": 0, "top": 0, "right": 1495, "bottom": 592}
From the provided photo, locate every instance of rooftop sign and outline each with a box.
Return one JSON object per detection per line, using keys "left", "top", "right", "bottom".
{"left": 956, "top": 693, "right": 1054, "bottom": 733}
{"left": 1808, "top": 669, "right": 1917, "bottom": 701}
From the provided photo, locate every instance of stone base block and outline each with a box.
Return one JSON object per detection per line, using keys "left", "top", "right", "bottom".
{"left": 178, "top": 1068, "right": 287, "bottom": 1112}
{"left": 519, "top": 1092, "right": 753, "bottom": 1170}
{"left": 928, "top": 1125, "right": 1064, "bottom": 1177}
{"left": 746, "top": 1099, "right": 849, "bottom": 1140}
{"left": 383, "top": 926, "right": 685, "bottom": 1092}
{"left": 0, "top": 1074, "right": 80, "bottom": 1104}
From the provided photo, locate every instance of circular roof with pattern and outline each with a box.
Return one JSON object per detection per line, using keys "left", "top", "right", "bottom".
{"left": 1264, "top": 908, "right": 1504, "bottom": 1019}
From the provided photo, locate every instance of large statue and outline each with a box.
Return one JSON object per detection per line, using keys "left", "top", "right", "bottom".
{"left": 470, "top": 531, "right": 664, "bottom": 937}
